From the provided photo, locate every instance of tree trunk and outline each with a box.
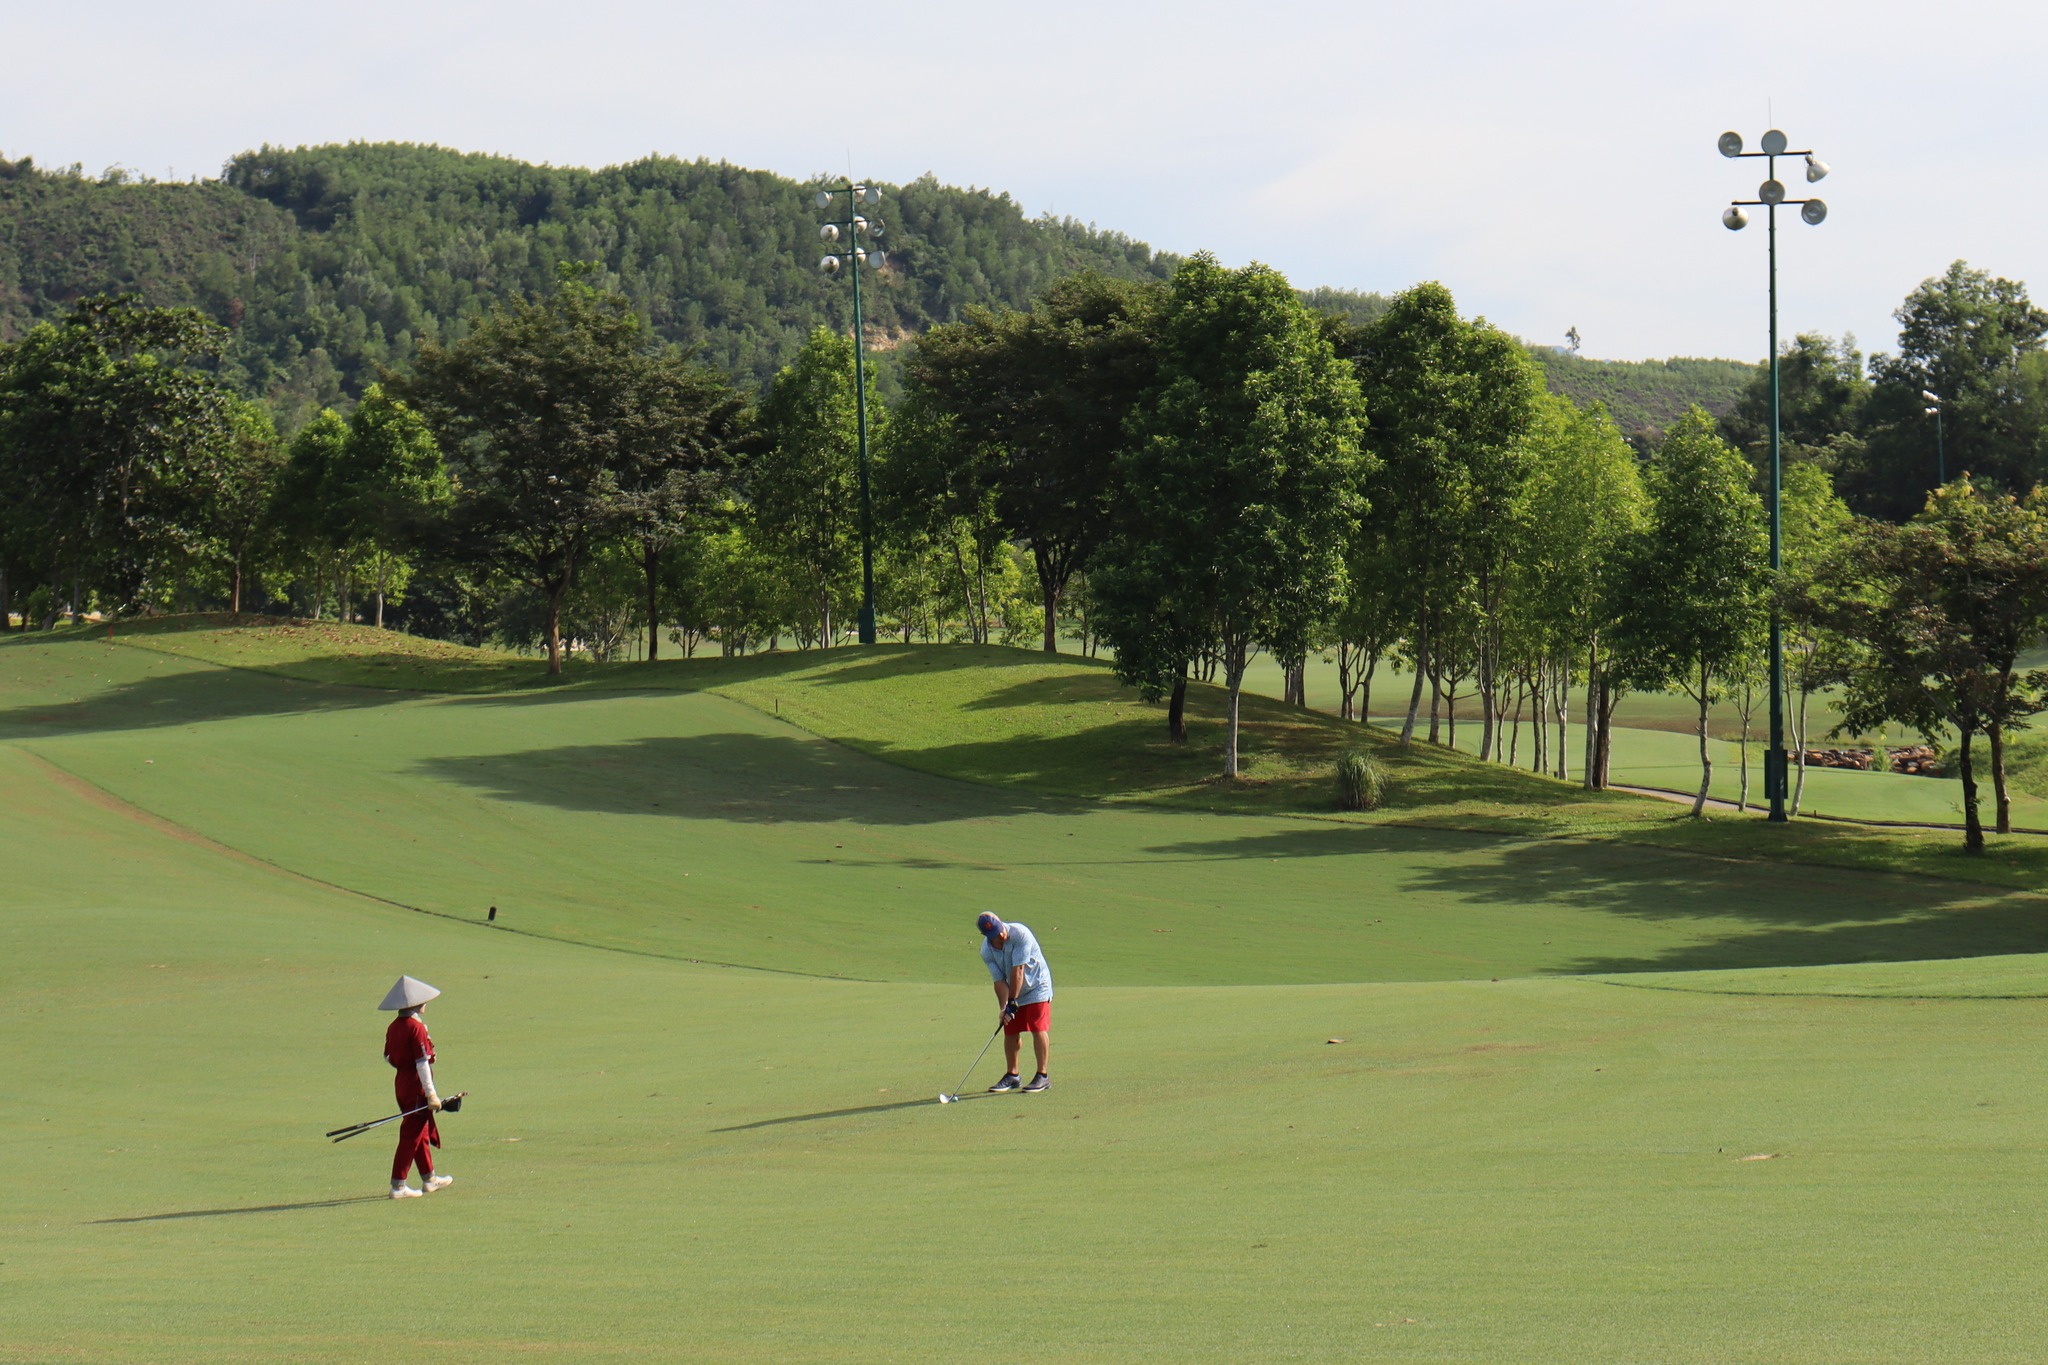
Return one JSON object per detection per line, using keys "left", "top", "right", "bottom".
{"left": 1168, "top": 674, "right": 1189, "bottom": 744}
{"left": 1598, "top": 687, "right": 1623, "bottom": 789}
{"left": 1958, "top": 723, "right": 1984, "bottom": 853}
{"left": 1427, "top": 657, "right": 1443, "bottom": 746}
{"left": 1532, "top": 663, "right": 1547, "bottom": 775}
{"left": 644, "top": 540, "right": 662, "bottom": 663}
{"left": 1222, "top": 639, "right": 1248, "bottom": 778}
{"left": 1477, "top": 630, "right": 1497, "bottom": 763}
{"left": 1791, "top": 687, "right": 1810, "bottom": 817}
{"left": 818, "top": 586, "right": 832, "bottom": 650}
{"left": 1553, "top": 668, "right": 1569, "bottom": 783}
{"left": 1990, "top": 721, "right": 2012, "bottom": 835}
{"left": 1690, "top": 661, "right": 1712, "bottom": 818}
{"left": 1582, "top": 642, "right": 1601, "bottom": 790}
{"left": 230, "top": 559, "right": 243, "bottom": 621}
{"left": 545, "top": 585, "right": 566, "bottom": 675}
{"left": 1034, "top": 546, "right": 1064, "bottom": 654}
{"left": 1337, "top": 642, "right": 1355, "bottom": 721}
{"left": 1399, "top": 615, "right": 1428, "bottom": 746}
{"left": 1359, "top": 654, "right": 1378, "bottom": 727}
{"left": 1737, "top": 688, "right": 1751, "bottom": 813}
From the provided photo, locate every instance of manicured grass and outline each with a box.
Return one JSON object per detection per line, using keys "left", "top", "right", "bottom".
{"left": 7, "top": 739, "right": 2048, "bottom": 1363}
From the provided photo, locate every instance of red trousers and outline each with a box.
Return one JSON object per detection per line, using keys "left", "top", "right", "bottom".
{"left": 391, "top": 1109, "right": 440, "bottom": 1182}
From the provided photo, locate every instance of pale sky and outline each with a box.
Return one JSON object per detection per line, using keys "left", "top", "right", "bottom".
{"left": 5, "top": 0, "right": 2045, "bottom": 363}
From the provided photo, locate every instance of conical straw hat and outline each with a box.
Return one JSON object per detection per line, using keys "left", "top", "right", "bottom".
{"left": 378, "top": 975, "right": 441, "bottom": 1011}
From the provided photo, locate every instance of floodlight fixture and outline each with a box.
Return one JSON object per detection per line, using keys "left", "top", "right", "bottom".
{"left": 1723, "top": 206, "right": 1750, "bottom": 230}
{"left": 1804, "top": 155, "right": 1830, "bottom": 183}
{"left": 1760, "top": 178, "right": 1786, "bottom": 205}
{"left": 820, "top": 223, "right": 840, "bottom": 242}
{"left": 1925, "top": 407, "right": 1940, "bottom": 417}
{"left": 1800, "top": 199, "right": 1827, "bottom": 225}
{"left": 820, "top": 254, "right": 841, "bottom": 273}
{"left": 1922, "top": 390, "right": 1940, "bottom": 404}
{"left": 863, "top": 185, "right": 881, "bottom": 205}
{"left": 1719, "top": 131, "right": 1745, "bottom": 157}
{"left": 815, "top": 190, "right": 832, "bottom": 210}
{"left": 1760, "top": 129, "right": 1789, "bottom": 154}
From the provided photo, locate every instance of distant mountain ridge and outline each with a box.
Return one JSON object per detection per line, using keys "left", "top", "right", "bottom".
{"left": 0, "top": 142, "right": 1754, "bottom": 436}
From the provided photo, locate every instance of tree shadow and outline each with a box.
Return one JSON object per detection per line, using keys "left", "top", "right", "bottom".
{"left": 91, "top": 1195, "right": 387, "bottom": 1223}
{"left": 415, "top": 732, "right": 1047, "bottom": 825}
{"left": 1138, "top": 823, "right": 2048, "bottom": 974}
{"left": 0, "top": 660, "right": 414, "bottom": 738}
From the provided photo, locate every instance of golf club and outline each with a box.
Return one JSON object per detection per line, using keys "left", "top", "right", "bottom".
{"left": 937, "top": 1024, "right": 1005, "bottom": 1104}
{"left": 327, "top": 1092, "right": 466, "bottom": 1142}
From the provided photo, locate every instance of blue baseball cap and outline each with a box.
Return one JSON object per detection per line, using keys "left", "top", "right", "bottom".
{"left": 976, "top": 912, "right": 1006, "bottom": 941}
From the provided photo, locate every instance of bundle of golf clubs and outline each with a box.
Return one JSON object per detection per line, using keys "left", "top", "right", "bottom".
{"left": 326, "top": 1092, "right": 466, "bottom": 1143}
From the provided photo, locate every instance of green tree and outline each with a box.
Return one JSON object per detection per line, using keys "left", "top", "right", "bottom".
{"left": 272, "top": 409, "right": 357, "bottom": 620}
{"left": 407, "top": 272, "right": 652, "bottom": 673}
{"left": 613, "top": 355, "right": 749, "bottom": 662}
{"left": 751, "top": 328, "right": 871, "bottom": 648}
{"left": 1615, "top": 408, "right": 1771, "bottom": 816}
{"left": 183, "top": 398, "right": 287, "bottom": 617}
{"left": 895, "top": 272, "right": 1164, "bottom": 650}
{"left": 0, "top": 294, "right": 234, "bottom": 616}
{"left": 1503, "top": 394, "right": 1647, "bottom": 788}
{"left": 1853, "top": 262, "right": 2048, "bottom": 517}
{"left": 1826, "top": 478, "right": 2048, "bottom": 849}
{"left": 331, "top": 385, "right": 449, "bottom": 628}
{"left": 1349, "top": 282, "right": 1541, "bottom": 749}
{"left": 1722, "top": 332, "right": 1869, "bottom": 476}
{"left": 1775, "top": 461, "right": 1858, "bottom": 815}
{"left": 1101, "top": 254, "right": 1370, "bottom": 777}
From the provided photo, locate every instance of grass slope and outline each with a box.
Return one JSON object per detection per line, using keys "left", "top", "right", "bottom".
{"left": 10, "top": 625, "right": 2048, "bottom": 982}
{"left": 6, "top": 737, "right": 2048, "bottom": 1363}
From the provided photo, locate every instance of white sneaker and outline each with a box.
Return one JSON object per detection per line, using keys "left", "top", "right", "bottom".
{"left": 390, "top": 1184, "right": 423, "bottom": 1199}
{"left": 423, "top": 1174, "right": 454, "bottom": 1193}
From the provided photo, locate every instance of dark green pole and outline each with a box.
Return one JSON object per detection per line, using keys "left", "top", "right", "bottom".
{"left": 1766, "top": 161, "right": 1787, "bottom": 823}
{"left": 850, "top": 222, "right": 877, "bottom": 645}
{"left": 1936, "top": 406, "right": 1946, "bottom": 485}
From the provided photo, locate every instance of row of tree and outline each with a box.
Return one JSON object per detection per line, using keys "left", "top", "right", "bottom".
{"left": 2, "top": 257, "right": 2043, "bottom": 851}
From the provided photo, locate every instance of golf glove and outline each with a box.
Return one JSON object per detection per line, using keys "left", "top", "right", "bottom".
{"left": 1002, "top": 1001, "right": 1018, "bottom": 1020}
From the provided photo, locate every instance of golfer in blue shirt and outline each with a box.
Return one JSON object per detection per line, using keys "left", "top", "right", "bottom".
{"left": 977, "top": 912, "right": 1052, "bottom": 1092}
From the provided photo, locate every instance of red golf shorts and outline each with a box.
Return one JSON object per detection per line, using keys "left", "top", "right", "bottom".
{"left": 1005, "top": 1000, "right": 1050, "bottom": 1036}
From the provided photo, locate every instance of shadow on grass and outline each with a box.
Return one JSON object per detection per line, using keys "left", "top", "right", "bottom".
{"left": 712, "top": 1093, "right": 991, "bottom": 1130}
{"left": 416, "top": 732, "right": 1049, "bottom": 825}
{"left": 92, "top": 1195, "right": 387, "bottom": 1223}
{"left": 1140, "top": 820, "right": 2048, "bottom": 974}
{"left": 0, "top": 658, "right": 417, "bottom": 738}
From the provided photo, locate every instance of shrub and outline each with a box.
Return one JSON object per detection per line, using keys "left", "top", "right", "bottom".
{"left": 1335, "top": 750, "right": 1388, "bottom": 811}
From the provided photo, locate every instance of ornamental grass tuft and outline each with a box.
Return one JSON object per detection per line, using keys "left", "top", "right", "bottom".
{"left": 1335, "top": 749, "right": 1388, "bottom": 811}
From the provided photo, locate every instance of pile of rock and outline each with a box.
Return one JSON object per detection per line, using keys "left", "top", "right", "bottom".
{"left": 1802, "top": 747, "right": 1876, "bottom": 770}
{"left": 1888, "top": 745, "right": 1943, "bottom": 776}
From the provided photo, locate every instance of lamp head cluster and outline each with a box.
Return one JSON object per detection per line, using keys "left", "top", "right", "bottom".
{"left": 816, "top": 184, "right": 886, "bottom": 273}
{"left": 1718, "top": 130, "right": 1829, "bottom": 230}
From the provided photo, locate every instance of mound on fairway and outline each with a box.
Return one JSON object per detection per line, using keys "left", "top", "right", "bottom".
{"left": 7, "top": 620, "right": 2048, "bottom": 1363}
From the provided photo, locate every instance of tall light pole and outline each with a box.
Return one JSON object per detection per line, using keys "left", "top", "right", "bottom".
{"left": 1720, "top": 127, "right": 1830, "bottom": 824}
{"left": 1922, "top": 389, "right": 1946, "bottom": 485}
{"left": 815, "top": 182, "right": 886, "bottom": 645}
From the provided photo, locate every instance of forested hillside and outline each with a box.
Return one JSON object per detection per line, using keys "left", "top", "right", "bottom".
{"left": 1531, "top": 348, "right": 1757, "bottom": 441}
{"left": 0, "top": 144, "right": 1175, "bottom": 425}
{"left": 2, "top": 142, "right": 1747, "bottom": 436}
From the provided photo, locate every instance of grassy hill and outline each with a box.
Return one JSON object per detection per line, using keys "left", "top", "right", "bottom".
{"left": 1531, "top": 347, "right": 1758, "bottom": 441}
{"left": 0, "top": 145, "right": 1175, "bottom": 421}
{"left": 8, "top": 618, "right": 2048, "bottom": 1362}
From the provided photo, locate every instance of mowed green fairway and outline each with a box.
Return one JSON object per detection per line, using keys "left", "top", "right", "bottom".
{"left": 6, "top": 627, "right": 2048, "bottom": 1362}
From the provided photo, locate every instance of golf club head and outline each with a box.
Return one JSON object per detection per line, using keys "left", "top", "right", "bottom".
{"left": 937, "top": 1093, "right": 954, "bottom": 1104}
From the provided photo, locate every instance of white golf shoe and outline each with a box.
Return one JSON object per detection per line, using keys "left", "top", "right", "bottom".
{"left": 424, "top": 1174, "right": 454, "bottom": 1193}
{"left": 390, "top": 1184, "right": 423, "bottom": 1199}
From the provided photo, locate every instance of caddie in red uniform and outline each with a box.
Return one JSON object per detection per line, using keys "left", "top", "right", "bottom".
{"left": 379, "top": 975, "right": 453, "bottom": 1198}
